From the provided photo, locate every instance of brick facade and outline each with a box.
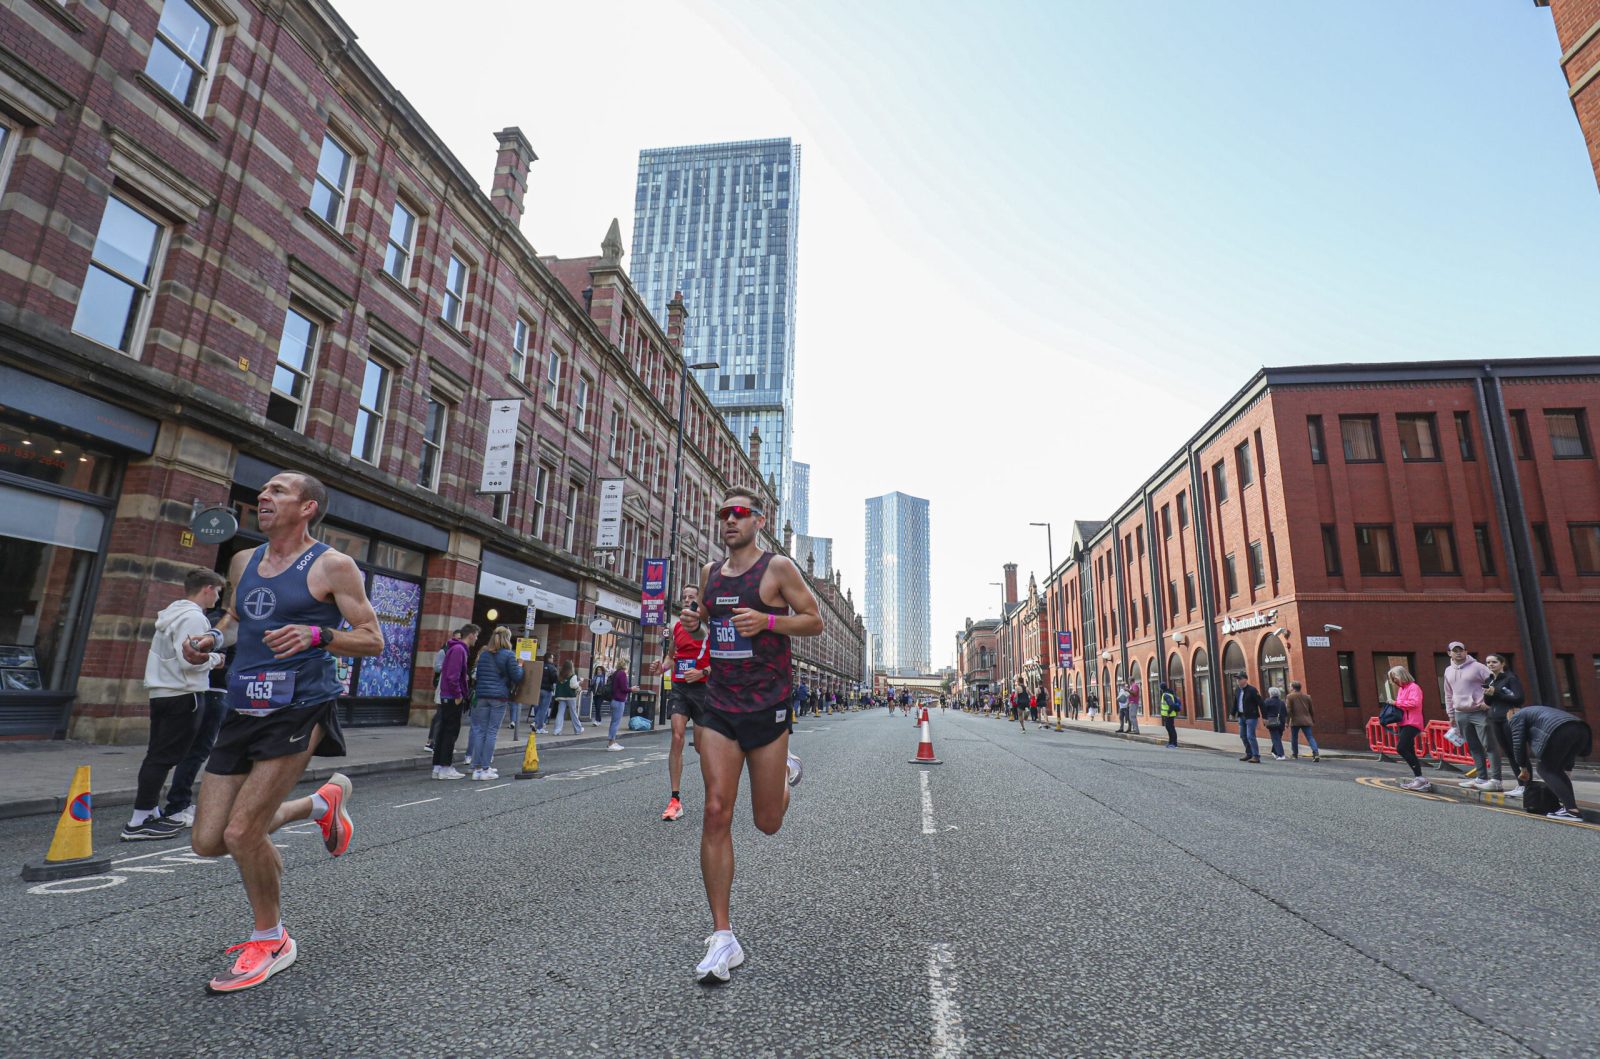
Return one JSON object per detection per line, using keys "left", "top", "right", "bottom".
{"left": 1537, "top": 0, "right": 1600, "bottom": 192}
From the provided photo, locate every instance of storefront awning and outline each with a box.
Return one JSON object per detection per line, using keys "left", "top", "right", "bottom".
{"left": 479, "top": 550, "right": 579, "bottom": 618}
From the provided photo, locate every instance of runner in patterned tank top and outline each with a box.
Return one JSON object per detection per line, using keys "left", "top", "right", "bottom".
{"left": 691, "top": 488, "right": 824, "bottom": 985}
{"left": 180, "top": 471, "right": 384, "bottom": 995}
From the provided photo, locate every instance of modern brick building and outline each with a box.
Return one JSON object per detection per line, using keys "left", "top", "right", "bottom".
{"left": 1019, "top": 360, "right": 1600, "bottom": 749}
{"left": 0, "top": 0, "right": 860, "bottom": 741}
{"left": 1536, "top": 0, "right": 1600, "bottom": 192}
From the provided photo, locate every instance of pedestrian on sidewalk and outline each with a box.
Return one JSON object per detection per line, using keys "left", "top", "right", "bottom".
{"left": 465, "top": 627, "right": 521, "bottom": 779}
{"left": 1390, "top": 665, "right": 1432, "bottom": 792}
{"left": 163, "top": 648, "right": 230, "bottom": 829}
{"left": 605, "top": 663, "right": 632, "bottom": 750}
{"left": 1126, "top": 680, "right": 1142, "bottom": 735}
{"left": 1285, "top": 681, "right": 1320, "bottom": 762}
{"left": 425, "top": 639, "right": 447, "bottom": 751}
{"left": 548, "top": 661, "right": 585, "bottom": 735}
{"left": 534, "top": 658, "right": 557, "bottom": 734}
{"left": 1443, "top": 641, "right": 1493, "bottom": 789}
{"left": 1509, "top": 703, "right": 1593, "bottom": 821}
{"left": 122, "top": 568, "right": 227, "bottom": 841}
{"left": 1028, "top": 688, "right": 1040, "bottom": 724}
{"left": 1262, "top": 687, "right": 1288, "bottom": 760}
{"left": 1232, "top": 673, "right": 1263, "bottom": 763}
{"left": 1070, "top": 689, "right": 1082, "bottom": 720}
{"left": 1483, "top": 654, "right": 1525, "bottom": 795}
{"left": 1116, "top": 684, "right": 1130, "bottom": 733}
{"left": 587, "top": 663, "right": 607, "bottom": 725}
{"left": 1087, "top": 689, "right": 1099, "bottom": 722}
{"left": 1158, "top": 681, "right": 1182, "bottom": 748}
{"left": 430, "top": 624, "right": 477, "bottom": 780}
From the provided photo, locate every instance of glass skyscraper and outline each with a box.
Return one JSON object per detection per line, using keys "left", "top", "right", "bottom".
{"left": 790, "top": 461, "right": 810, "bottom": 534}
{"left": 864, "top": 492, "right": 930, "bottom": 675}
{"left": 794, "top": 532, "right": 832, "bottom": 579}
{"left": 631, "top": 138, "right": 801, "bottom": 506}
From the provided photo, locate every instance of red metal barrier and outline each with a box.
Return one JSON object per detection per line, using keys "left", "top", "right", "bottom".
{"left": 1366, "top": 716, "right": 1435, "bottom": 762}
{"left": 1425, "top": 718, "right": 1475, "bottom": 769}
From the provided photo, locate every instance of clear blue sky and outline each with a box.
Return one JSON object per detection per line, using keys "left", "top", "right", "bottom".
{"left": 341, "top": 0, "right": 1598, "bottom": 666}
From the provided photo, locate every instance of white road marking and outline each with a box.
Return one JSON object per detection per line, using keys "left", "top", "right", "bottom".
{"left": 928, "top": 943, "right": 966, "bottom": 1057}
{"left": 28, "top": 875, "right": 127, "bottom": 896}
{"left": 112, "top": 846, "right": 193, "bottom": 866}
{"left": 116, "top": 865, "right": 176, "bottom": 874}
{"left": 473, "top": 783, "right": 513, "bottom": 792}
{"left": 920, "top": 770, "right": 936, "bottom": 835}
{"left": 393, "top": 797, "right": 442, "bottom": 808}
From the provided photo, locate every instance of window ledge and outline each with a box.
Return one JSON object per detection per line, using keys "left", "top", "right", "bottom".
{"left": 376, "top": 268, "right": 421, "bottom": 308}
{"left": 437, "top": 319, "right": 472, "bottom": 349}
{"left": 27, "top": 0, "right": 86, "bottom": 34}
{"left": 1552, "top": 454, "right": 1593, "bottom": 461}
{"left": 134, "top": 72, "right": 220, "bottom": 142}
{"left": 1400, "top": 457, "right": 1443, "bottom": 464}
{"left": 300, "top": 206, "right": 358, "bottom": 255}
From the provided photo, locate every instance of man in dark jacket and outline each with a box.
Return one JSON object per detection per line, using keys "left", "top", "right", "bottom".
{"left": 1510, "top": 704, "right": 1593, "bottom": 820}
{"left": 1232, "top": 672, "right": 1263, "bottom": 763}
{"left": 534, "top": 658, "right": 558, "bottom": 733}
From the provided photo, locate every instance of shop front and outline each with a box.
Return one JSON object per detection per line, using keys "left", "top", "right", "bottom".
{"left": 229, "top": 455, "right": 447, "bottom": 727}
{"left": 0, "top": 366, "right": 158, "bottom": 737}
{"left": 591, "top": 587, "right": 644, "bottom": 686}
{"left": 476, "top": 550, "right": 579, "bottom": 682}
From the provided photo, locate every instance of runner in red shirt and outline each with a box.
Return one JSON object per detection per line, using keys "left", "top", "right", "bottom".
{"left": 654, "top": 586, "right": 710, "bottom": 822}
{"left": 692, "top": 489, "right": 823, "bottom": 984}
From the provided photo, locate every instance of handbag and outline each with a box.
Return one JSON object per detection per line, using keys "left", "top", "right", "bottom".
{"left": 1522, "top": 782, "right": 1560, "bottom": 815}
{"left": 1378, "top": 703, "right": 1403, "bottom": 727}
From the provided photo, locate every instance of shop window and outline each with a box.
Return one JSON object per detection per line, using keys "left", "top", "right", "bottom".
{"left": 1474, "top": 524, "right": 1495, "bottom": 576}
{"left": 320, "top": 524, "right": 371, "bottom": 559}
{"left": 370, "top": 540, "right": 425, "bottom": 577}
{"left": 1355, "top": 525, "right": 1398, "bottom": 576}
{"left": 1338, "top": 651, "right": 1358, "bottom": 709}
{"left": 383, "top": 200, "right": 418, "bottom": 284}
{"left": 1556, "top": 654, "right": 1581, "bottom": 710}
{"left": 350, "top": 357, "right": 391, "bottom": 465}
{"left": 1508, "top": 410, "right": 1532, "bottom": 461}
{"left": 0, "top": 483, "right": 108, "bottom": 693}
{"left": 145, "top": 0, "right": 219, "bottom": 110}
{"left": 1322, "top": 525, "right": 1341, "bottom": 576}
{"left": 1531, "top": 523, "right": 1555, "bottom": 575}
{"left": 1340, "top": 416, "right": 1382, "bottom": 462}
{"left": 268, "top": 307, "right": 317, "bottom": 431}
{"left": 1396, "top": 414, "right": 1439, "bottom": 462}
{"left": 1454, "top": 411, "right": 1475, "bottom": 461}
{"left": 1191, "top": 647, "right": 1212, "bottom": 720}
{"left": 310, "top": 133, "right": 353, "bottom": 228}
{"left": 0, "top": 419, "right": 117, "bottom": 496}
{"left": 1248, "top": 541, "right": 1266, "bottom": 589}
{"left": 1415, "top": 525, "right": 1458, "bottom": 576}
{"left": 1307, "top": 416, "right": 1325, "bottom": 464}
{"left": 349, "top": 572, "right": 421, "bottom": 699}
{"left": 417, "top": 397, "right": 446, "bottom": 491}
{"left": 1545, "top": 409, "right": 1591, "bottom": 459}
{"left": 1235, "top": 441, "right": 1254, "bottom": 487}
{"left": 511, "top": 317, "right": 532, "bottom": 383}
{"left": 72, "top": 196, "right": 166, "bottom": 355}
{"left": 1569, "top": 524, "right": 1600, "bottom": 575}
{"left": 441, "top": 254, "right": 469, "bottom": 329}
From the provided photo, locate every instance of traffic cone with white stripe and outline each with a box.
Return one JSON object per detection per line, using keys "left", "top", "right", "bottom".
{"left": 909, "top": 712, "right": 942, "bottom": 764}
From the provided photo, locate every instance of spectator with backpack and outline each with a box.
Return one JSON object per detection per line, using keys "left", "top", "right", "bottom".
{"left": 1158, "top": 681, "right": 1182, "bottom": 748}
{"left": 1509, "top": 703, "right": 1592, "bottom": 821}
{"left": 605, "top": 663, "right": 631, "bottom": 751}
{"left": 430, "top": 623, "right": 477, "bottom": 780}
{"left": 1262, "top": 686, "right": 1289, "bottom": 761}
{"left": 464, "top": 626, "right": 522, "bottom": 780}
{"left": 533, "top": 658, "right": 558, "bottom": 734}
{"left": 549, "top": 660, "right": 585, "bottom": 735}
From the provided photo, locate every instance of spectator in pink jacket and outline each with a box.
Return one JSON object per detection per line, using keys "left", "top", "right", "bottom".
{"left": 1392, "top": 665, "right": 1431, "bottom": 792}
{"left": 1442, "top": 641, "right": 1492, "bottom": 787}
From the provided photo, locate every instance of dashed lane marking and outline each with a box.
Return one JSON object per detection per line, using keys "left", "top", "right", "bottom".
{"left": 393, "top": 797, "right": 443, "bottom": 808}
{"left": 928, "top": 942, "right": 966, "bottom": 1057}
{"left": 919, "top": 770, "right": 936, "bottom": 835}
{"left": 473, "top": 783, "right": 513, "bottom": 792}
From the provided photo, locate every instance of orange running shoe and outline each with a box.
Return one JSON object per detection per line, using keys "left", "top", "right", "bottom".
{"left": 315, "top": 772, "right": 353, "bottom": 856}
{"left": 661, "top": 796, "right": 684, "bottom": 821}
{"left": 205, "top": 932, "right": 297, "bottom": 994}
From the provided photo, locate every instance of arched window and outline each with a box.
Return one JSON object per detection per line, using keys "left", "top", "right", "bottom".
{"left": 1221, "top": 641, "right": 1247, "bottom": 718}
{"left": 1128, "top": 660, "right": 1142, "bottom": 713}
{"left": 1259, "top": 633, "right": 1289, "bottom": 699}
{"left": 1167, "top": 652, "right": 1186, "bottom": 714}
{"left": 1146, "top": 655, "right": 1159, "bottom": 716}
{"left": 1192, "top": 646, "right": 1212, "bottom": 720}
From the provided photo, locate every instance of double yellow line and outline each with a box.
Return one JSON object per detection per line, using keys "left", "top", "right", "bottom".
{"left": 1356, "top": 776, "right": 1600, "bottom": 830}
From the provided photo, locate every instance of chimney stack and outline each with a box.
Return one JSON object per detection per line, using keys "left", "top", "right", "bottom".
{"left": 491, "top": 127, "right": 538, "bottom": 225}
{"left": 783, "top": 518, "right": 793, "bottom": 555}
{"left": 1004, "top": 562, "right": 1018, "bottom": 606}
{"left": 666, "top": 291, "right": 686, "bottom": 352}
{"left": 748, "top": 426, "right": 762, "bottom": 466}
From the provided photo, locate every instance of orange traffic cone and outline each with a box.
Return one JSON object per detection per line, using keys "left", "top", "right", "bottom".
{"left": 909, "top": 712, "right": 942, "bottom": 764}
{"left": 21, "top": 766, "right": 112, "bottom": 881}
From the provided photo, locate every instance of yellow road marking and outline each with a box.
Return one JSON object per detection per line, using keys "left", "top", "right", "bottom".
{"left": 1358, "top": 777, "right": 1600, "bottom": 828}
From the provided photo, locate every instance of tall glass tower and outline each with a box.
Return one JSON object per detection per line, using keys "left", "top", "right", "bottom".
{"left": 790, "top": 461, "right": 810, "bottom": 535}
{"left": 631, "top": 138, "right": 801, "bottom": 505}
{"left": 865, "top": 492, "right": 930, "bottom": 675}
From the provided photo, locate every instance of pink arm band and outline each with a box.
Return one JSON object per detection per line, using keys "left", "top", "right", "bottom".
{"left": 767, "top": 613, "right": 776, "bottom": 632}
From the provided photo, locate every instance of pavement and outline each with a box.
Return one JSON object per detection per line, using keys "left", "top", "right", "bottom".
{"left": 2, "top": 708, "right": 1596, "bottom": 1057}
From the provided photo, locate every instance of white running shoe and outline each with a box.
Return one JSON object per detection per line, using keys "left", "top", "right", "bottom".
{"left": 1458, "top": 778, "right": 1479, "bottom": 788}
{"left": 786, "top": 752, "right": 803, "bottom": 788}
{"left": 606, "top": 742, "right": 624, "bottom": 752}
{"left": 695, "top": 930, "right": 744, "bottom": 984}
{"left": 1473, "top": 779, "right": 1499, "bottom": 791}
{"left": 167, "top": 807, "right": 196, "bottom": 827}
{"left": 434, "top": 767, "right": 466, "bottom": 780}
{"left": 1506, "top": 785, "right": 1526, "bottom": 799}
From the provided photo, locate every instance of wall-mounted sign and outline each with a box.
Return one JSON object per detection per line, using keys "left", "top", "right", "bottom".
{"left": 1056, "top": 630, "right": 1073, "bottom": 669}
{"left": 1304, "top": 635, "right": 1331, "bottom": 648}
{"left": 589, "top": 618, "right": 614, "bottom": 636}
{"left": 595, "top": 478, "right": 625, "bottom": 549}
{"left": 640, "top": 557, "right": 668, "bottom": 627}
{"left": 190, "top": 505, "right": 239, "bottom": 544}
{"left": 477, "top": 570, "right": 578, "bottom": 618}
{"left": 479, "top": 398, "right": 522, "bottom": 494}
{"left": 1220, "top": 610, "right": 1276, "bottom": 634}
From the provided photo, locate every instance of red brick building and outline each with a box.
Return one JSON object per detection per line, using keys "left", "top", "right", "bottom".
{"left": 1037, "top": 360, "right": 1600, "bottom": 749}
{"left": 0, "top": 0, "right": 861, "bottom": 740}
{"left": 953, "top": 617, "right": 999, "bottom": 698}
{"left": 1536, "top": 1, "right": 1600, "bottom": 191}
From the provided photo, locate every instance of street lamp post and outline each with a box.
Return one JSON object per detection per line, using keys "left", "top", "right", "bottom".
{"left": 1030, "top": 521, "right": 1054, "bottom": 720}
{"left": 667, "top": 359, "right": 721, "bottom": 609}
{"left": 989, "top": 580, "right": 1005, "bottom": 693}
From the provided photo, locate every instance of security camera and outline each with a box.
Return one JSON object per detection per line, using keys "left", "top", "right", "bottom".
{"left": 1323, "top": 624, "right": 1342, "bottom": 633}
{"left": 1271, "top": 627, "right": 1288, "bottom": 638}
{"left": 1170, "top": 631, "right": 1186, "bottom": 644}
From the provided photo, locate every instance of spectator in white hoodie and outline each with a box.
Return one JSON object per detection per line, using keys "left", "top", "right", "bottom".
{"left": 122, "top": 568, "right": 226, "bottom": 841}
{"left": 1442, "top": 641, "right": 1493, "bottom": 789}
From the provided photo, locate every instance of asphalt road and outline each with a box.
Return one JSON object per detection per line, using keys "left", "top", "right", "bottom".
{"left": 2, "top": 709, "right": 1596, "bottom": 1058}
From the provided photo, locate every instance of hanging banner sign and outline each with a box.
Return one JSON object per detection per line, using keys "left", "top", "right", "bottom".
{"left": 595, "top": 478, "right": 625, "bottom": 549}
{"left": 479, "top": 398, "right": 522, "bottom": 494}
{"left": 640, "top": 557, "right": 668, "bottom": 627}
{"left": 1057, "top": 630, "right": 1073, "bottom": 669}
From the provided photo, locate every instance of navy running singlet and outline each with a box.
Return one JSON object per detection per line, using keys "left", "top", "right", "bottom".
{"left": 703, "top": 551, "right": 791, "bottom": 714}
{"left": 228, "top": 541, "right": 344, "bottom": 715}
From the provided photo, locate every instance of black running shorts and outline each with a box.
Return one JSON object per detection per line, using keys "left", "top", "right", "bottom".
{"left": 696, "top": 704, "right": 791, "bottom": 752}
{"left": 205, "top": 700, "right": 346, "bottom": 775}
{"left": 667, "top": 683, "right": 707, "bottom": 721}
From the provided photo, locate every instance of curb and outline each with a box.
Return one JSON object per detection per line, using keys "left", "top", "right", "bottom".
{"left": 0, "top": 726, "right": 669, "bottom": 822}
{"left": 1397, "top": 775, "right": 1600, "bottom": 823}
{"left": 986, "top": 714, "right": 1363, "bottom": 760}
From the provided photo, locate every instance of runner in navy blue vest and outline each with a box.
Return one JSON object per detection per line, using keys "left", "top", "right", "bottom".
{"left": 692, "top": 487, "right": 823, "bottom": 984}
{"left": 181, "top": 471, "right": 383, "bottom": 994}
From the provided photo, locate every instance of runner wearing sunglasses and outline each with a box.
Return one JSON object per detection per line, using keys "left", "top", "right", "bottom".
{"left": 692, "top": 489, "right": 823, "bottom": 984}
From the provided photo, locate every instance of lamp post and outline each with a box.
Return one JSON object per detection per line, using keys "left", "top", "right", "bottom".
{"left": 667, "top": 359, "right": 721, "bottom": 609}
{"left": 1030, "top": 521, "right": 1054, "bottom": 719}
{"left": 989, "top": 580, "right": 1005, "bottom": 691}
